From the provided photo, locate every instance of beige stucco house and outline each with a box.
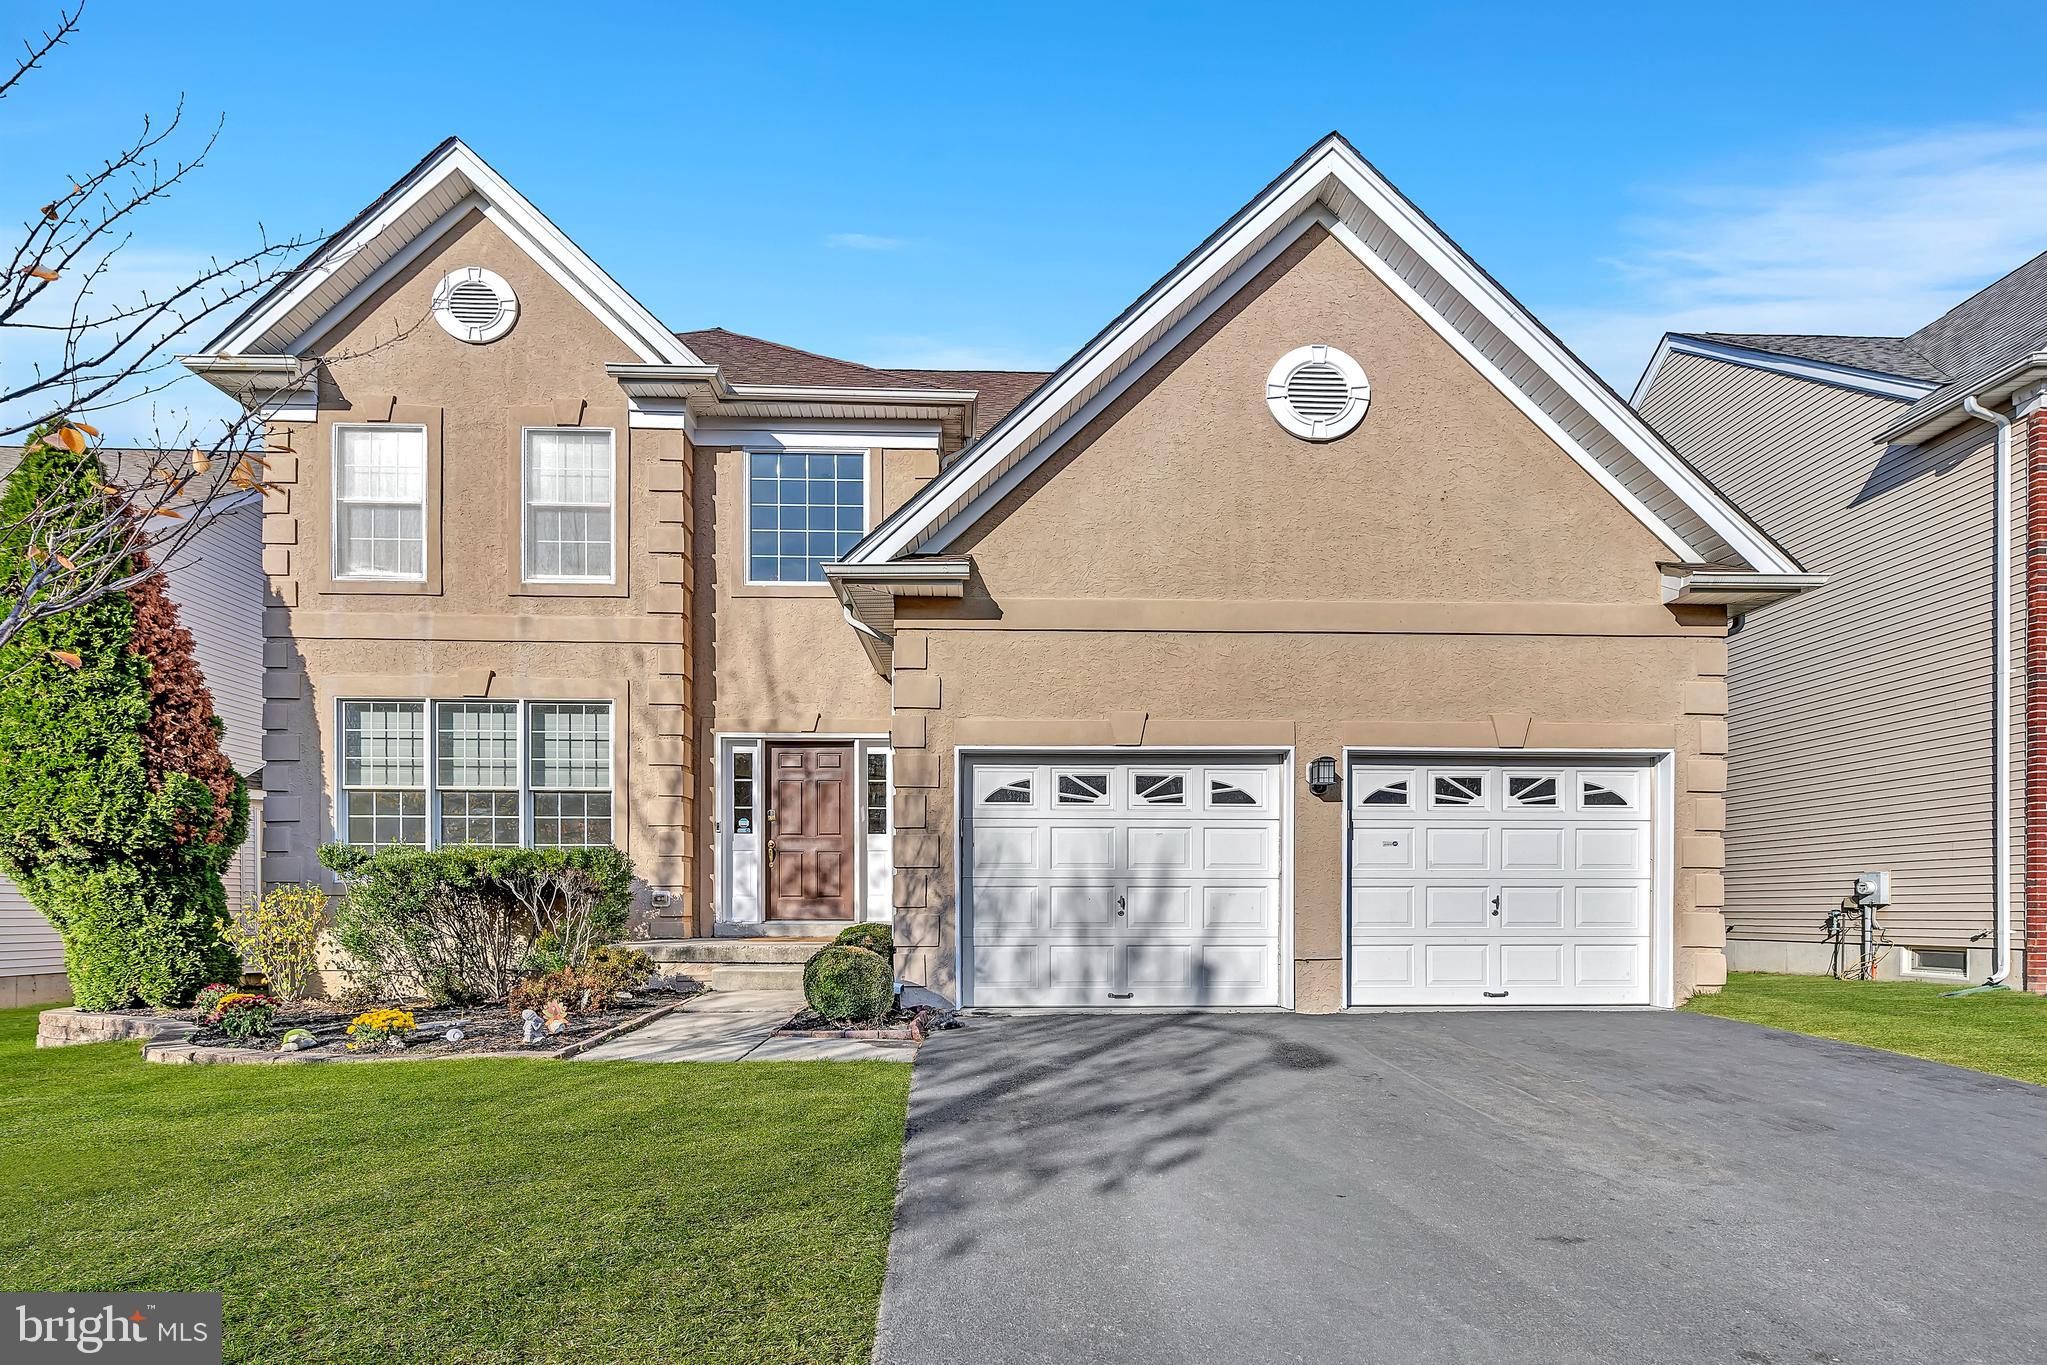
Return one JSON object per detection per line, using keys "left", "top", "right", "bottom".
{"left": 181, "top": 133, "right": 1815, "bottom": 1012}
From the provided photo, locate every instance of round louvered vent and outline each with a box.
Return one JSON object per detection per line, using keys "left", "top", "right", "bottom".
{"left": 431, "top": 266, "right": 518, "bottom": 343}
{"left": 1265, "top": 344, "right": 1370, "bottom": 440}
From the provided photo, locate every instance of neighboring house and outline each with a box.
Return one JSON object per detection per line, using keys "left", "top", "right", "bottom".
{"left": 1635, "top": 257, "right": 2047, "bottom": 989}
{"left": 0, "top": 478, "right": 266, "bottom": 1006}
{"left": 181, "top": 133, "right": 1813, "bottom": 1012}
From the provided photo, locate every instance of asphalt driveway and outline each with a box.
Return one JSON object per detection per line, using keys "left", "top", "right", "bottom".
{"left": 874, "top": 1010, "right": 2047, "bottom": 1365}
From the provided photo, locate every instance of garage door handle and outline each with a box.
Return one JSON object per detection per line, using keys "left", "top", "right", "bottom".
{"left": 1490, "top": 894, "right": 1501, "bottom": 916}
{"left": 1116, "top": 895, "right": 1127, "bottom": 916}
{"left": 1484, "top": 991, "right": 1509, "bottom": 999}
{"left": 1108, "top": 992, "right": 1134, "bottom": 1000}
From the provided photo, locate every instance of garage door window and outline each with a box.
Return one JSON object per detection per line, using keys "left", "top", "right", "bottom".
{"left": 978, "top": 770, "right": 1034, "bottom": 806}
{"left": 1580, "top": 774, "right": 1640, "bottom": 809}
{"left": 1431, "top": 773, "right": 1485, "bottom": 807}
{"left": 1507, "top": 774, "right": 1559, "bottom": 807}
{"left": 1133, "top": 772, "right": 1186, "bottom": 806}
{"left": 1057, "top": 772, "right": 1110, "bottom": 805}
{"left": 1360, "top": 775, "right": 1411, "bottom": 807}
{"left": 1206, "top": 771, "right": 1266, "bottom": 808}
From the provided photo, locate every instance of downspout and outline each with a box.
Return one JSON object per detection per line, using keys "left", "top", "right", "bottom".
{"left": 1954, "top": 396, "right": 2015, "bottom": 991}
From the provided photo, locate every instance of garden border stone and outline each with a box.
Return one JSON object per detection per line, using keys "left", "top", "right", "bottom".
{"left": 37, "top": 1007, "right": 193, "bottom": 1049}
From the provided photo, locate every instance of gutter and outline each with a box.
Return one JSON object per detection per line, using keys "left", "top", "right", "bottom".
{"left": 1659, "top": 565, "right": 1827, "bottom": 615}
{"left": 1877, "top": 351, "right": 2047, "bottom": 445}
{"left": 1954, "top": 397, "right": 2015, "bottom": 991}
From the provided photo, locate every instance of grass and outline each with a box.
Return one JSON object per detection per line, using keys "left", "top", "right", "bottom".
{"left": 1686, "top": 971, "right": 2047, "bottom": 1086}
{"left": 0, "top": 1004, "right": 911, "bottom": 1364}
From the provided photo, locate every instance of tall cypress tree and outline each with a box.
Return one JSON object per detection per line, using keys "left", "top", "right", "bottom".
{"left": 0, "top": 424, "right": 247, "bottom": 1007}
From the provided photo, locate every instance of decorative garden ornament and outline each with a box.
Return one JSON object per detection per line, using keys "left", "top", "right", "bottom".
{"left": 520, "top": 1008, "right": 544, "bottom": 1045}
{"left": 445, "top": 1027, "right": 465, "bottom": 1043}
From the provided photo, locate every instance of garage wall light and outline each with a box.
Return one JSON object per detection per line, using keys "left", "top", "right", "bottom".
{"left": 1307, "top": 755, "right": 1339, "bottom": 796}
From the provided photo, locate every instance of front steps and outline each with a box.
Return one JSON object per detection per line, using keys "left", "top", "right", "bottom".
{"left": 632, "top": 938, "right": 834, "bottom": 993}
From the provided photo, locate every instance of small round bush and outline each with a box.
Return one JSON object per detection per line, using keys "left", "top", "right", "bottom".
{"left": 834, "top": 922, "right": 893, "bottom": 957}
{"left": 803, "top": 944, "right": 893, "bottom": 1023}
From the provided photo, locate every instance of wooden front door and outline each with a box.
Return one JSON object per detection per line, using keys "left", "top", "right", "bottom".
{"left": 766, "top": 742, "right": 857, "bottom": 921}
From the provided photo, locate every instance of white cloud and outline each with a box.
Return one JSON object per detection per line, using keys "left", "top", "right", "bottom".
{"left": 825, "top": 232, "right": 907, "bottom": 251}
{"left": 1552, "top": 124, "right": 2047, "bottom": 385}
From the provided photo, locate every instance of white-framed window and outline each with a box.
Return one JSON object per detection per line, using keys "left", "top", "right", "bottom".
{"left": 1903, "top": 946, "right": 1969, "bottom": 979}
{"left": 866, "top": 751, "right": 891, "bottom": 836}
{"left": 522, "top": 427, "right": 615, "bottom": 582}
{"left": 333, "top": 424, "right": 427, "bottom": 580}
{"left": 529, "top": 703, "right": 614, "bottom": 847}
{"left": 340, "top": 701, "right": 427, "bottom": 847}
{"left": 339, "top": 698, "right": 614, "bottom": 850}
{"left": 746, "top": 450, "right": 866, "bottom": 584}
{"left": 435, "top": 701, "right": 521, "bottom": 846}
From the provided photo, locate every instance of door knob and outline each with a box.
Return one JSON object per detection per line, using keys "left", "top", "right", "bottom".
{"left": 766, "top": 838, "right": 776, "bottom": 868}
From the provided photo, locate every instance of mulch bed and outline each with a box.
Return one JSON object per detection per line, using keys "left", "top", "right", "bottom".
{"left": 164, "top": 991, "right": 690, "bottom": 1060}
{"left": 777, "top": 1004, "right": 957, "bottom": 1042}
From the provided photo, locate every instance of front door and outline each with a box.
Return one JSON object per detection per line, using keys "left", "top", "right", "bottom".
{"left": 766, "top": 742, "right": 857, "bottom": 921}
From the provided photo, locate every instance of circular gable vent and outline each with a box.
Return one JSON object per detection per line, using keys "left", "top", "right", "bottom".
{"left": 431, "top": 266, "right": 519, "bottom": 343}
{"left": 1266, "top": 344, "right": 1370, "bottom": 440}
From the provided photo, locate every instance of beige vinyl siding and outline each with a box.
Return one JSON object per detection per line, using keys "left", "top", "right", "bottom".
{"left": 0, "top": 499, "right": 266, "bottom": 981}
{"left": 1639, "top": 352, "right": 2019, "bottom": 952}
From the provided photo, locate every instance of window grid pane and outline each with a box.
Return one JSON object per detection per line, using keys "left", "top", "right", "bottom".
{"left": 530, "top": 703, "right": 612, "bottom": 790}
{"left": 435, "top": 702, "right": 519, "bottom": 788}
{"left": 343, "top": 702, "right": 425, "bottom": 788}
{"left": 746, "top": 450, "right": 864, "bottom": 583}
{"left": 336, "top": 426, "right": 426, "bottom": 579}
{"left": 533, "top": 792, "right": 613, "bottom": 847}
{"left": 439, "top": 790, "right": 522, "bottom": 846}
{"left": 345, "top": 789, "right": 426, "bottom": 849}
{"left": 866, "top": 752, "right": 888, "bottom": 836}
{"left": 524, "top": 429, "right": 614, "bottom": 581}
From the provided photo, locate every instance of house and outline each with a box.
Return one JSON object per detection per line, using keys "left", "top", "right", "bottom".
{"left": 1634, "top": 258, "right": 2047, "bottom": 989}
{"left": 180, "top": 132, "right": 1814, "bottom": 1012}
{"left": 0, "top": 479, "right": 266, "bottom": 1006}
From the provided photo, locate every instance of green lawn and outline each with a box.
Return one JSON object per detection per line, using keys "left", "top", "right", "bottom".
{"left": 0, "top": 1004, "right": 910, "bottom": 1364}
{"left": 1687, "top": 971, "right": 2047, "bottom": 1086}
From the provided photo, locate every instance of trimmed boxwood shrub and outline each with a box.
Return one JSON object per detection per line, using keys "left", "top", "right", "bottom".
{"left": 319, "top": 843, "right": 635, "bottom": 1004}
{"left": 803, "top": 944, "right": 893, "bottom": 1023}
{"left": 834, "top": 922, "right": 893, "bottom": 957}
{"left": 0, "top": 425, "right": 248, "bottom": 1008}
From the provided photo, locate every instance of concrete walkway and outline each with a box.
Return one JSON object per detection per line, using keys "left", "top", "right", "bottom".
{"left": 575, "top": 990, "right": 912, "bottom": 1062}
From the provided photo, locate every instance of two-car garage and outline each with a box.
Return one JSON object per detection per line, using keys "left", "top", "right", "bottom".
{"left": 958, "top": 751, "right": 1665, "bottom": 1010}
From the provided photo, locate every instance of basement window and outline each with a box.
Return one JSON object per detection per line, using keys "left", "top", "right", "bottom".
{"left": 1903, "top": 947, "right": 1969, "bottom": 979}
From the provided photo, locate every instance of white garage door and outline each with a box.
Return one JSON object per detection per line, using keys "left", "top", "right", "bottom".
{"left": 962, "top": 753, "right": 1285, "bottom": 1007}
{"left": 1349, "top": 760, "right": 1656, "bottom": 1006}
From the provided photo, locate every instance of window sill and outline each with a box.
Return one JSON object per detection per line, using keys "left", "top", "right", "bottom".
{"left": 732, "top": 582, "right": 836, "bottom": 599}
{"left": 319, "top": 578, "right": 440, "bottom": 596}
{"left": 512, "top": 579, "right": 630, "bottom": 599}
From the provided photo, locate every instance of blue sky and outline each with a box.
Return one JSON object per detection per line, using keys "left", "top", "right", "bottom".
{"left": 11, "top": 0, "right": 2047, "bottom": 440}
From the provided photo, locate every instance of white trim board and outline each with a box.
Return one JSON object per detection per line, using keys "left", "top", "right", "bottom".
{"left": 845, "top": 134, "right": 1804, "bottom": 577}
{"left": 199, "top": 138, "right": 699, "bottom": 368}
{"left": 1632, "top": 333, "right": 1937, "bottom": 406}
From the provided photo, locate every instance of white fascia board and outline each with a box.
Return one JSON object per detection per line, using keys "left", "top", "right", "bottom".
{"left": 694, "top": 418, "right": 943, "bottom": 450}
{"left": 850, "top": 137, "right": 1800, "bottom": 576}
{"left": 201, "top": 140, "right": 699, "bottom": 368}
{"left": 1635, "top": 334, "right": 1936, "bottom": 405}
{"left": 1660, "top": 566, "right": 1827, "bottom": 611}
{"left": 724, "top": 382, "right": 978, "bottom": 406}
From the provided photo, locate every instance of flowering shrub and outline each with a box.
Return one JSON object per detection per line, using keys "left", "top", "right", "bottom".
{"left": 345, "top": 1007, "right": 416, "bottom": 1052}
{"left": 219, "top": 882, "right": 326, "bottom": 1001}
{"left": 192, "top": 982, "right": 238, "bottom": 1015}
{"left": 206, "top": 992, "right": 277, "bottom": 1041}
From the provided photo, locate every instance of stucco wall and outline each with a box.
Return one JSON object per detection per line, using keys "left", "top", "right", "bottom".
{"left": 886, "top": 227, "right": 1731, "bottom": 1010}
{"left": 257, "top": 210, "right": 696, "bottom": 934}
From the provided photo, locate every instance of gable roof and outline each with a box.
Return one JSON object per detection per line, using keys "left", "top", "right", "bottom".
{"left": 676, "top": 328, "right": 944, "bottom": 390}
{"left": 1691, "top": 333, "right": 1945, "bottom": 382}
{"left": 840, "top": 132, "right": 1804, "bottom": 577}
{"left": 191, "top": 138, "right": 700, "bottom": 367}
{"left": 1632, "top": 333, "right": 1942, "bottom": 405}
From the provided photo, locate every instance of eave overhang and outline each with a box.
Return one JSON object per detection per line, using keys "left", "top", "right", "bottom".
{"left": 1660, "top": 564, "right": 1827, "bottom": 615}
{"left": 822, "top": 557, "right": 974, "bottom": 675}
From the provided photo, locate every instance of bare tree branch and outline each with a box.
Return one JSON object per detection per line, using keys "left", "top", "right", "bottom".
{"left": 0, "top": 2, "right": 76, "bottom": 103}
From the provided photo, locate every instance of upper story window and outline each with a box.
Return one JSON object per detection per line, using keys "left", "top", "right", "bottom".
{"left": 747, "top": 451, "right": 866, "bottom": 584}
{"left": 523, "top": 428, "right": 615, "bottom": 583}
{"left": 333, "top": 425, "right": 427, "bottom": 580}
